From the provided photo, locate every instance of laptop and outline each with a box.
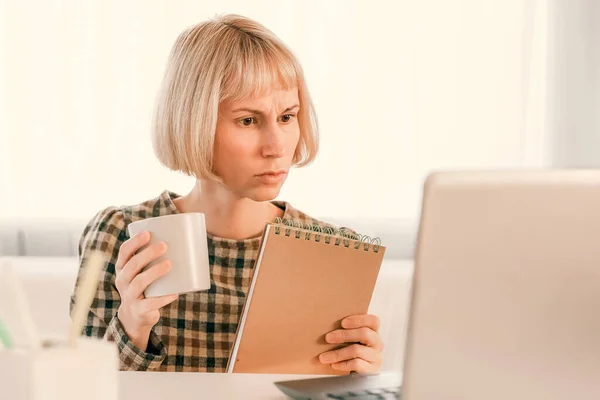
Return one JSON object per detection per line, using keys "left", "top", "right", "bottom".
{"left": 275, "top": 170, "right": 600, "bottom": 400}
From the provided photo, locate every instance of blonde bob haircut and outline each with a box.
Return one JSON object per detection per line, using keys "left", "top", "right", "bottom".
{"left": 152, "top": 14, "right": 319, "bottom": 181}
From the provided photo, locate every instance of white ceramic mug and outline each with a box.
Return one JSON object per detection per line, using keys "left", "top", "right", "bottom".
{"left": 127, "top": 213, "right": 211, "bottom": 298}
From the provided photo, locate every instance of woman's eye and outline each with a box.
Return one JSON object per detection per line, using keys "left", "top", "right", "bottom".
{"left": 280, "top": 114, "right": 296, "bottom": 123}
{"left": 240, "top": 117, "right": 255, "bottom": 126}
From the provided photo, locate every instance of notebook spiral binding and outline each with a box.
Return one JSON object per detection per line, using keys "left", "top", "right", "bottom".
{"left": 272, "top": 218, "right": 382, "bottom": 253}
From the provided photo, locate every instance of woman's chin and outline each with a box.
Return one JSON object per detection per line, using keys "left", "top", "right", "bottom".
{"left": 246, "top": 185, "right": 283, "bottom": 202}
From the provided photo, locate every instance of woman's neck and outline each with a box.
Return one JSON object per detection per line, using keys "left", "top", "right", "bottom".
{"left": 173, "top": 180, "right": 284, "bottom": 240}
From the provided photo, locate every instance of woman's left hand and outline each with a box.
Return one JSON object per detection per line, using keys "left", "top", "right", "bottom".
{"left": 318, "top": 314, "right": 383, "bottom": 374}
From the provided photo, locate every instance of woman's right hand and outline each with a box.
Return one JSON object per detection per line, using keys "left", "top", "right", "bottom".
{"left": 114, "top": 231, "right": 178, "bottom": 351}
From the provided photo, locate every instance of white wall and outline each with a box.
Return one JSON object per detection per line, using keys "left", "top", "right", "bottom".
{"left": 0, "top": 0, "right": 552, "bottom": 222}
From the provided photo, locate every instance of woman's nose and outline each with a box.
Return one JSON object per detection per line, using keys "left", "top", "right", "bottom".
{"left": 260, "top": 126, "right": 285, "bottom": 158}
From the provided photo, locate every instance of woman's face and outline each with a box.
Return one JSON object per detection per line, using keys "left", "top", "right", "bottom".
{"left": 213, "top": 87, "right": 301, "bottom": 201}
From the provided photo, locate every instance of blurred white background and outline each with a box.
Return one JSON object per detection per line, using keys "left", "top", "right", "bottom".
{"left": 0, "top": 0, "right": 598, "bottom": 223}
{"left": 1, "top": 1, "right": 598, "bottom": 374}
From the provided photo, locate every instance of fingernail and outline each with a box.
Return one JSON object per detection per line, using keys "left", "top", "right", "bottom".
{"left": 325, "top": 333, "right": 335, "bottom": 343}
{"left": 320, "top": 353, "right": 334, "bottom": 363}
{"left": 139, "top": 231, "right": 149, "bottom": 240}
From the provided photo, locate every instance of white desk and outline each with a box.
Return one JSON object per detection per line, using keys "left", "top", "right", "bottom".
{"left": 119, "top": 372, "right": 323, "bottom": 399}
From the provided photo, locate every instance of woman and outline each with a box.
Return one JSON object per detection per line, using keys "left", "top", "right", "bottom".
{"left": 71, "top": 14, "right": 384, "bottom": 373}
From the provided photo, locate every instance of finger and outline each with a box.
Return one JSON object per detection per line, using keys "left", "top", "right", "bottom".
{"left": 115, "top": 231, "right": 151, "bottom": 272}
{"left": 341, "top": 314, "right": 380, "bottom": 332}
{"left": 325, "top": 327, "right": 383, "bottom": 349}
{"left": 319, "top": 344, "right": 381, "bottom": 365}
{"left": 120, "top": 242, "right": 168, "bottom": 286}
{"left": 128, "top": 260, "right": 172, "bottom": 300}
{"left": 138, "top": 294, "right": 179, "bottom": 314}
{"left": 331, "top": 358, "right": 378, "bottom": 374}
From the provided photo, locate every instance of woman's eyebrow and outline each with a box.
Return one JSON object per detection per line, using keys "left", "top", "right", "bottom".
{"left": 231, "top": 107, "right": 263, "bottom": 114}
{"left": 231, "top": 104, "right": 299, "bottom": 115}
{"left": 282, "top": 104, "right": 300, "bottom": 112}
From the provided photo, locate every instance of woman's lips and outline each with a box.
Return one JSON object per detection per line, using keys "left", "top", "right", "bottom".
{"left": 255, "top": 170, "right": 288, "bottom": 184}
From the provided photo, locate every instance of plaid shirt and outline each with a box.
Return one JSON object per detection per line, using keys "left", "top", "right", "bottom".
{"left": 70, "top": 190, "right": 342, "bottom": 372}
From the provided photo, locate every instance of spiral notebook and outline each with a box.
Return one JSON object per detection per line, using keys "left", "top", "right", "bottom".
{"left": 226, "top": 219, "right": 386, "bottom": 375}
